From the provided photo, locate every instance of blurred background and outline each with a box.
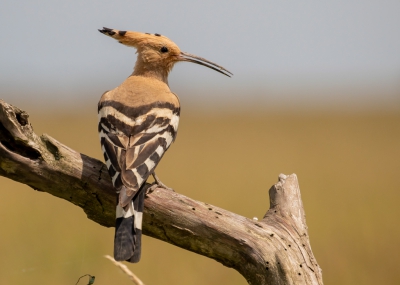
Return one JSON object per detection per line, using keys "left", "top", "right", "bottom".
{"left": 1, "top": 1, "right": 399, "bottom": 284}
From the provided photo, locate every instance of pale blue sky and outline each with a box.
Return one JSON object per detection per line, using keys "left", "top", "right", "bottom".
{"left": 1, "top": 0, "right": 399, "bottom": 111}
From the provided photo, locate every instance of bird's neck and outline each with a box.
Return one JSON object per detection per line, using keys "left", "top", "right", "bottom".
{"left": 131, "top": 57, "right": 170, "bottom": 85}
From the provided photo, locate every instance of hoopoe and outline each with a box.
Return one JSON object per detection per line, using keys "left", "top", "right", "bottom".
{"left": 98, "top": 27, "right": 232, "bottom": 263}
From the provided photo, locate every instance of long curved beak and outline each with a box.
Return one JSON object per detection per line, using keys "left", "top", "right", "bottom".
{"left": 179, "top": 52, "right": 233, "bottom": 77}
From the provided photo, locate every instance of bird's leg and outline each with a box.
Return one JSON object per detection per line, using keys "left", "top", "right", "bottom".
{"left": 145, "top": 172, "right": 174, "bottom": 195}
{"left": 152, "top": 172, "right": 174, "bottom": 192}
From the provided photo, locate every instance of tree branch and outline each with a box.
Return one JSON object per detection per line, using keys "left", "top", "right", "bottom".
{"left": 0, "top": 100, "right": 323, "bottom": 285}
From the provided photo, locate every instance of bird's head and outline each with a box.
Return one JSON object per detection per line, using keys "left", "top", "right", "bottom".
{"left": 99, "top": 27, "right": 232, "bottom": 83}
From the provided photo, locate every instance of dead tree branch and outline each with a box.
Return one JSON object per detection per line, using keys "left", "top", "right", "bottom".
{"left": 0, "top": 100, "right": 323, "bottom": 285}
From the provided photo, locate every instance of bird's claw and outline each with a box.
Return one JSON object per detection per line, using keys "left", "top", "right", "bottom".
{"left": 144, "top": 182, "right": 174, "bottom": 197}
{"left": 145, "top": 183, "right": 159, "bottom": 196}
{"left": 158, "top": 184, "right": 175, "bottom": 192}
{"left": 151, "top": 172, "right": 175, "bottom": 192}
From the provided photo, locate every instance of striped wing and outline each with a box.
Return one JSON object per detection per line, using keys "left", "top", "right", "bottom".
{"left": 98, "top": 100, "right": 180, "bottom": 206}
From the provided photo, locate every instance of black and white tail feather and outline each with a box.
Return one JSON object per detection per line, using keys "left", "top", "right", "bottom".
{"left": 114, "top": 187, "right": 145, "bottom": 262}
{"left": 98, "top": 98, "right": 179, "bottom": 263}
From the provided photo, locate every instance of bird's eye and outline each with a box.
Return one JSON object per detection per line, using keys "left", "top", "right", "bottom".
{"left": 160, "top": 46, "right": 169, "bottom": 53}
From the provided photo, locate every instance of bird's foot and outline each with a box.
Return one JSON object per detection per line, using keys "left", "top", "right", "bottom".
{"left": 152, "top": 172, "right": 175, "bottom": 192}
{"left": 145, "top": 183, "right": 159, "bottom": 196}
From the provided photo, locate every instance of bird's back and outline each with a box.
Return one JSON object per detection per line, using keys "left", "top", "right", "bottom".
{"left": 98, "top": 75, "right": 180, "bottom": 262}
{"left": 98, "top": 75, "right": 180, "bottom": 204}
{"left": 99, "top": 76, "right": 179, "bottom": 116}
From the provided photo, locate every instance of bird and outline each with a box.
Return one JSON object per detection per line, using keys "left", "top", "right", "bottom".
{"left": 97, "top": 27, "right": 232, "bottom": 263}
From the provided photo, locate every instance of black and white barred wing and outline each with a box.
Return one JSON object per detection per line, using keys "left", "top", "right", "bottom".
{"left": 98, "top": 104, "right": 179, "bottom": 206}
{"left": 99, "top": 103, "right": 179, "bottom": 262}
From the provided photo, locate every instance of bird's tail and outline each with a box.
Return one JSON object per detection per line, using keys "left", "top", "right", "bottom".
{"left": 114, "top": 186, "right": 145, "bottom": 263}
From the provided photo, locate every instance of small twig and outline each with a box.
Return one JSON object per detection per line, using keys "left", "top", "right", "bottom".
{"left": 75, "top": 274, "right": 95, "bottom": 285}
{"left": 104, "top": 255, "right": 146, "bottom": 285}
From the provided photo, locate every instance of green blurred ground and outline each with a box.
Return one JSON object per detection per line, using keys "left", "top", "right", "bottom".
{"left": 0, "top": 107, "right": 399, "bottom": 284}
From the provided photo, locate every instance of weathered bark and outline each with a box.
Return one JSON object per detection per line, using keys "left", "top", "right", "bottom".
{"left": 0, "top": 100, "right": 323, "bottom": 285}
